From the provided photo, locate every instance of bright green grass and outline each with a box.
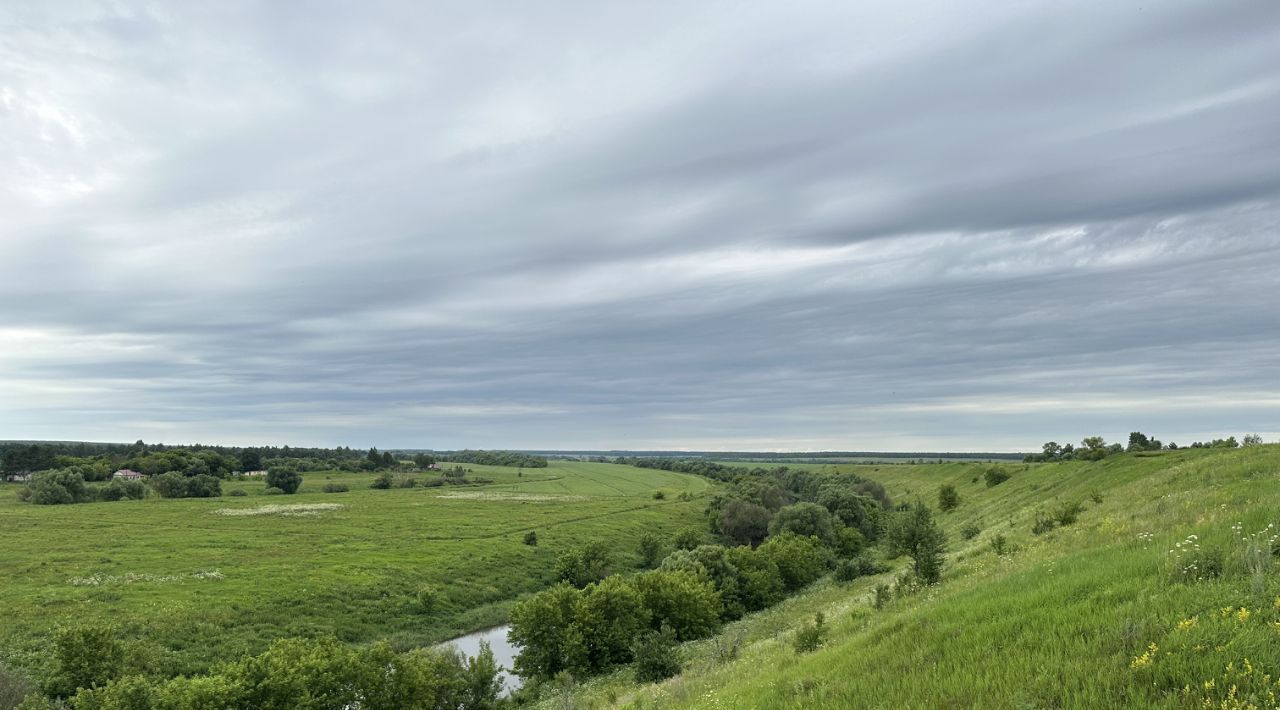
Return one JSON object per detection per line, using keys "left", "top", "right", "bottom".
{"left": 548, "top": 446, "right": 1280, "bottom": 709}
{"left": 0, "top": 461, "right": 711, "bottom": 682}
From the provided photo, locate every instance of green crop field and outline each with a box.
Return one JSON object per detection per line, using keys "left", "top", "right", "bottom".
{"left": 542, "top": 446, "right": 1280, "bottom": 709}
{"left": 0, "top": 461, "right": 712, "bottom": 683}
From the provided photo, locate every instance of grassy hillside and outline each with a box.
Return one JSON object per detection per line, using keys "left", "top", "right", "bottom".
{"left": 0, "top": 461, "right": 712, "bottom": 683}
{"left": 550, "top": 446, "right": 1280, "bottom": 709}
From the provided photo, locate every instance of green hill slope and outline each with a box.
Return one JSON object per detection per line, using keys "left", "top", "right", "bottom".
{"left": 557, "top": 445, "right": 1280, "bottom": 709}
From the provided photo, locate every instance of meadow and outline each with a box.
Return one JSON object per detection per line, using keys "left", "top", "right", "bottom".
{"left": 539, "top": 446, "right": 1280, "bottom": 709}
{"left": 0, "top": 461, "right": 712, "bottom": 684}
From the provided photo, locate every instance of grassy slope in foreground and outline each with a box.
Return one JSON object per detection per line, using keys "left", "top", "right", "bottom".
{"left": 560, "top": 446, "right": 1280, "bottom": 709}
{"left": 0, "top": 461, "right": 711, "bottom": 681}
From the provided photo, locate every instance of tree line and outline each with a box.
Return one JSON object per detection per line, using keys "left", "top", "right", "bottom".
{"left": 1023, "top": 431, "right": 1266, "bottom": 462}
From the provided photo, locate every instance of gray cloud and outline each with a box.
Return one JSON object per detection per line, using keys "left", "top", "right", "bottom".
{"left": 1, "top": 0, "right": 1278, "bottom": 450}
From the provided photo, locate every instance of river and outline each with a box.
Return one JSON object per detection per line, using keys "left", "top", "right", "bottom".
{"left": 442, "top": 624, "right": 522, "bottom": 697}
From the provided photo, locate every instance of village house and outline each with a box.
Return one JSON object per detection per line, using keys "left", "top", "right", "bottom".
{"left": 113, "top": 469, "right": 144, "bottom": 480}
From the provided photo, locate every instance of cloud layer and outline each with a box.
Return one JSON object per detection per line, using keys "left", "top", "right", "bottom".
{"left": 2, "top": 0, "right": 1278, "bottom": 450}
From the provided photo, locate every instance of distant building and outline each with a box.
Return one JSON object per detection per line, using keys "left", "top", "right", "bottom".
{"left": 243, "top": 470, "right": 267, "bottom": 477}
{"left": 113, "top": 469, "right": 144, "bottom": 480}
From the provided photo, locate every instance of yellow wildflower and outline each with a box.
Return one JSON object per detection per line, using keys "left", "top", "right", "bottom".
{"left": 1177, "top": 616, "right": 1199, "bottom": 631}
{"left": 1131, "top": 642, "right": 1158, "bottom": 669}
{"left": 1236, "top": 607, "right": 1251, "bottom": 623}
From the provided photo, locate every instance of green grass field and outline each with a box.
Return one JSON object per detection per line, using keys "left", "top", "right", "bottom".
{"left": 0, "top": 461, "right": 712, "bottom": 683}
{"left": 544, "top": 446, "right": 1280, "bottom": 709}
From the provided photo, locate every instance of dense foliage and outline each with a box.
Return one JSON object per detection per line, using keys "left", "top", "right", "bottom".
{"left": 436, "top": 450, "right": 548, "bottom": 468}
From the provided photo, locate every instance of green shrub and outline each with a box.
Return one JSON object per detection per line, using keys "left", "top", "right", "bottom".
{"left": 523, "top": 530, "right": 538, "bottom": 546}
{"left": 415, "top": 585, "right": 439, "bottom": 613}
{"left": 757, "top": 533, "right": 832, "bottom": 592}
{"left": 793, "top": 613, "right": 825, "bottom": 653}
{"left": 671, "top": 528, "right": 704, "bottom": 551}
{"left": 0, "top": 662, "right": 36, "bottom": 710}
{"left": 1031, "top": 512, "right": 1056, "bottom": 535}
{"left": 961, "top": 523, "right": 981, "bottom": 540}
{"left": 555, "top": 542, "right": 613, "bottom": 588}
{"left": 872, "top": 583, "right": 891, "bottom": 609}
{"left": 227, "top": 488, "right": 248, "bottom": 497}
{"left": 835, "top": 555, "right": 883, "bottom": 582}
{"left": 396, "top": 477, "right": 417, "bottom": 488}
{"left": 637, "top": 532, "right": 664, "bottom": 568}
{"left": 990, "top": 534, "right": 1009, "bottom": 555}
{"left": 97, "top": 479, "right": 146, "bottom": 502}
{"left": 632, "top": 626, "right": 680, "bottom": 683}
{"left": 884, "top": 503, "right": 947, "bottom": 585}
{"left": 629, "top": 569, "right": 722, "bottom": 641}
{"left": 652, "top": 490, "right": 666, "bottom": 500}
{"left": 25, "top": 470, "right": 92, "bottom": 505}
{"left": 937, "top": 484, "right": 959, "bottom": 512}
{"left": 321, "top": 483, "right": 349, "bottom": 493}
{"left": 263, "top": 487, "right": 285, "bottom": 496}
{"left": 1054, "top": 501, "right": 1084, "bottom": 526}
{"left": 47, "top": 625, "right": 125, "bottom": 697}
{"left": 264, "top": 468, "right": 301, "bottom": 494}
{"left": 768, "top": 503, "right": 836, "bottom": 547}
{"left": 370, "top": 472, "right": 393, "bottom": 490}
{"left": 983, "top": 467, "right": 1011, "bottom": 487}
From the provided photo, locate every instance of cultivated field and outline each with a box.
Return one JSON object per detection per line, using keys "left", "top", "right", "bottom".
{"left": 0, "top": 461, "right": 712, "bottom": 679}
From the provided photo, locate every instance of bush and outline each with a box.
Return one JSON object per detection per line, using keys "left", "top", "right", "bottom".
{"left": 793, "top": 613, "right": 825, "bottom": 653}
{"left": 370, "top": 472, "right": 393, "bottom": 490}
{"left": 321, "top": 483, "right": 349, "bottom": 493}
{"left": 47, "top": 625, "right": 125, "bottom": 697}
{"left": 652, "top": 490, "right": 666, "bottom": 500}
{"left": 150, "top": 472, "right": 221, "bottom": 499}
{"left": 717, "top": 499, "right": 771, "bottom": 547}
{"left": 1031, "top": 512, "right": 1056, "bottom": 535}
{"left": 937, "top": 484, "right": 959, "bottom": 512}
{"left": 0, "top": 662, "right": 36, "bottom": 710}
{"left": 523, "top": 530, "right": 538, "bottom": 546}
{"left": 555, "top": 542, "right": 613, "bottom": 588}
{"left": 396, "top": 477, "right": 417, "bottom": 488}
{"left": 834, "top": 526, "right": 866, "bottom": 558}
{"left": 983, "top": 467, "right": 1011, "bottom": 487}
{"left": 227, "top": 488, "right": 248, "bottom": 497}
{"left": 885, "top": 502, "right": 946, "bottom": 585}
{"left": 768, "top": 503, "right": 836, "bottom": 547}
{"left": 757, "top": 533, "right": 831, "bottom": 592}
{"left": 631, "top": 625, "right": 680, "bottom": 683}
{"left": 415, "top": 585, "right": 439, "bottom": 613}
{"left": 990, "top": 534, "right": 1009, "bottom": 555}
{"left": 97, "top": 479, "right": 146, "bottom": 502}
{"left": 25, "top": 470, "right": 92, "bottom": 505}
{"left": 872, "top": 583, "right": 891, "bottom": 609}
{"left": 671, "top": 528, "right": 704, "bottom": 551}
{"left": 835, "top": 555, "right": 882, "bottom": 582}
{"left": 629, "top": 570, "right": 721, "bottom": 641}
{"left": 265, "top": 468, "right": 301, "bottom": 494}
{"left": 263, "top": 487, "right": 285, "bottom": 496}
{"left": 961, "top": 523, "right": 981, "bottom": 540}
{"left": 637, "top": 532, "right": 664, "bottom": 568}
{"left": 1053, "top": 501, "right": 1084, "bottom": 526}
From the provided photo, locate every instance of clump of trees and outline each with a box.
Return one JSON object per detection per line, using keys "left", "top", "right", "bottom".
{"left": 151, "top": 472, "right": 222, "bottom": 499}
{"left": 17, "top": 471, "right": 148, "bottom": 505}
{"left": 437, "top": 450, "right": 548, "bottom": 468}
{"left": 1025, "top": 432, "right": 1263, "bottom": 463}
{"left": 264, "top": 468, "right": 302, "bottom": 494}
{"left": 63, "top": 633, "right": 500, "bottom": 709}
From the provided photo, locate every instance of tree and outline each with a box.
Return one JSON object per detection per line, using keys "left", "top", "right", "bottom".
{"left": 555, "top": 542, "right": 612, "bottom": 588}
{"left": 1079, "top": 436, "right": 1109, "bottom": 460}
{"left": 1127, "top": 432, "right": 1151, "bottom": 452}
{"left": 756, "top": 533, "right": 831, "bottom": 592}
{"left": 413, "top": 453, "right": 436, "bottom": 469}
{"left": 1041, "top": 441, "right": 1062, "bottom": 459}
{"left": 265, "top": 468, "right": 301, "bottom": 494}
{"left": 937, "top": 484, "right": 959, "bottom": 512}
{"left": 717, "top": 499, "right": 771, "bottom": 546}
{"left": 671, "top": 528, "right": 703, "bottom": 551}
{"left": 767, "top": 503, "right": 836, "bottom": 547}
{"left": 1243, "top": 434, "right": 1264, "bottom": 447}
{"left": 239, "top": 449, "right": 262, "bottom": 472}
{"left": 25, "top": 470, "right": 91, "bottom": 505}
{"left": 724, "top": 546, "right": 786, "bottom": 612}
{"left": 629, "top": 570, "right": 722, "bottom": 641}
{"left": 637, "top": 532, "right": 664, "bottom": 568}
{"left": 570, "top": 575, "right": 650, "bottom": 673}
{"left": 816, "top": 488, "right": 881, "bottom": 540}
{"left": 631, "top": 625, "right": 680, "bottom": 683}
{"left": 510, "top": 584, "right": 582, "bottom": 680}
{"left": 886, "top": 502, "right": 947, "bottom": 585}
{"left": 523, "top": 530, "right": 538, "bottom": 546}
{"left": 49, "top": 625, "right": 125, "bottom": 696}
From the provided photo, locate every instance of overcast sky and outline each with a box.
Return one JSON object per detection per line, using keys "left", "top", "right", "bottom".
{"left": 2, "top": 1, "right": 1278, "bottom": 451}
